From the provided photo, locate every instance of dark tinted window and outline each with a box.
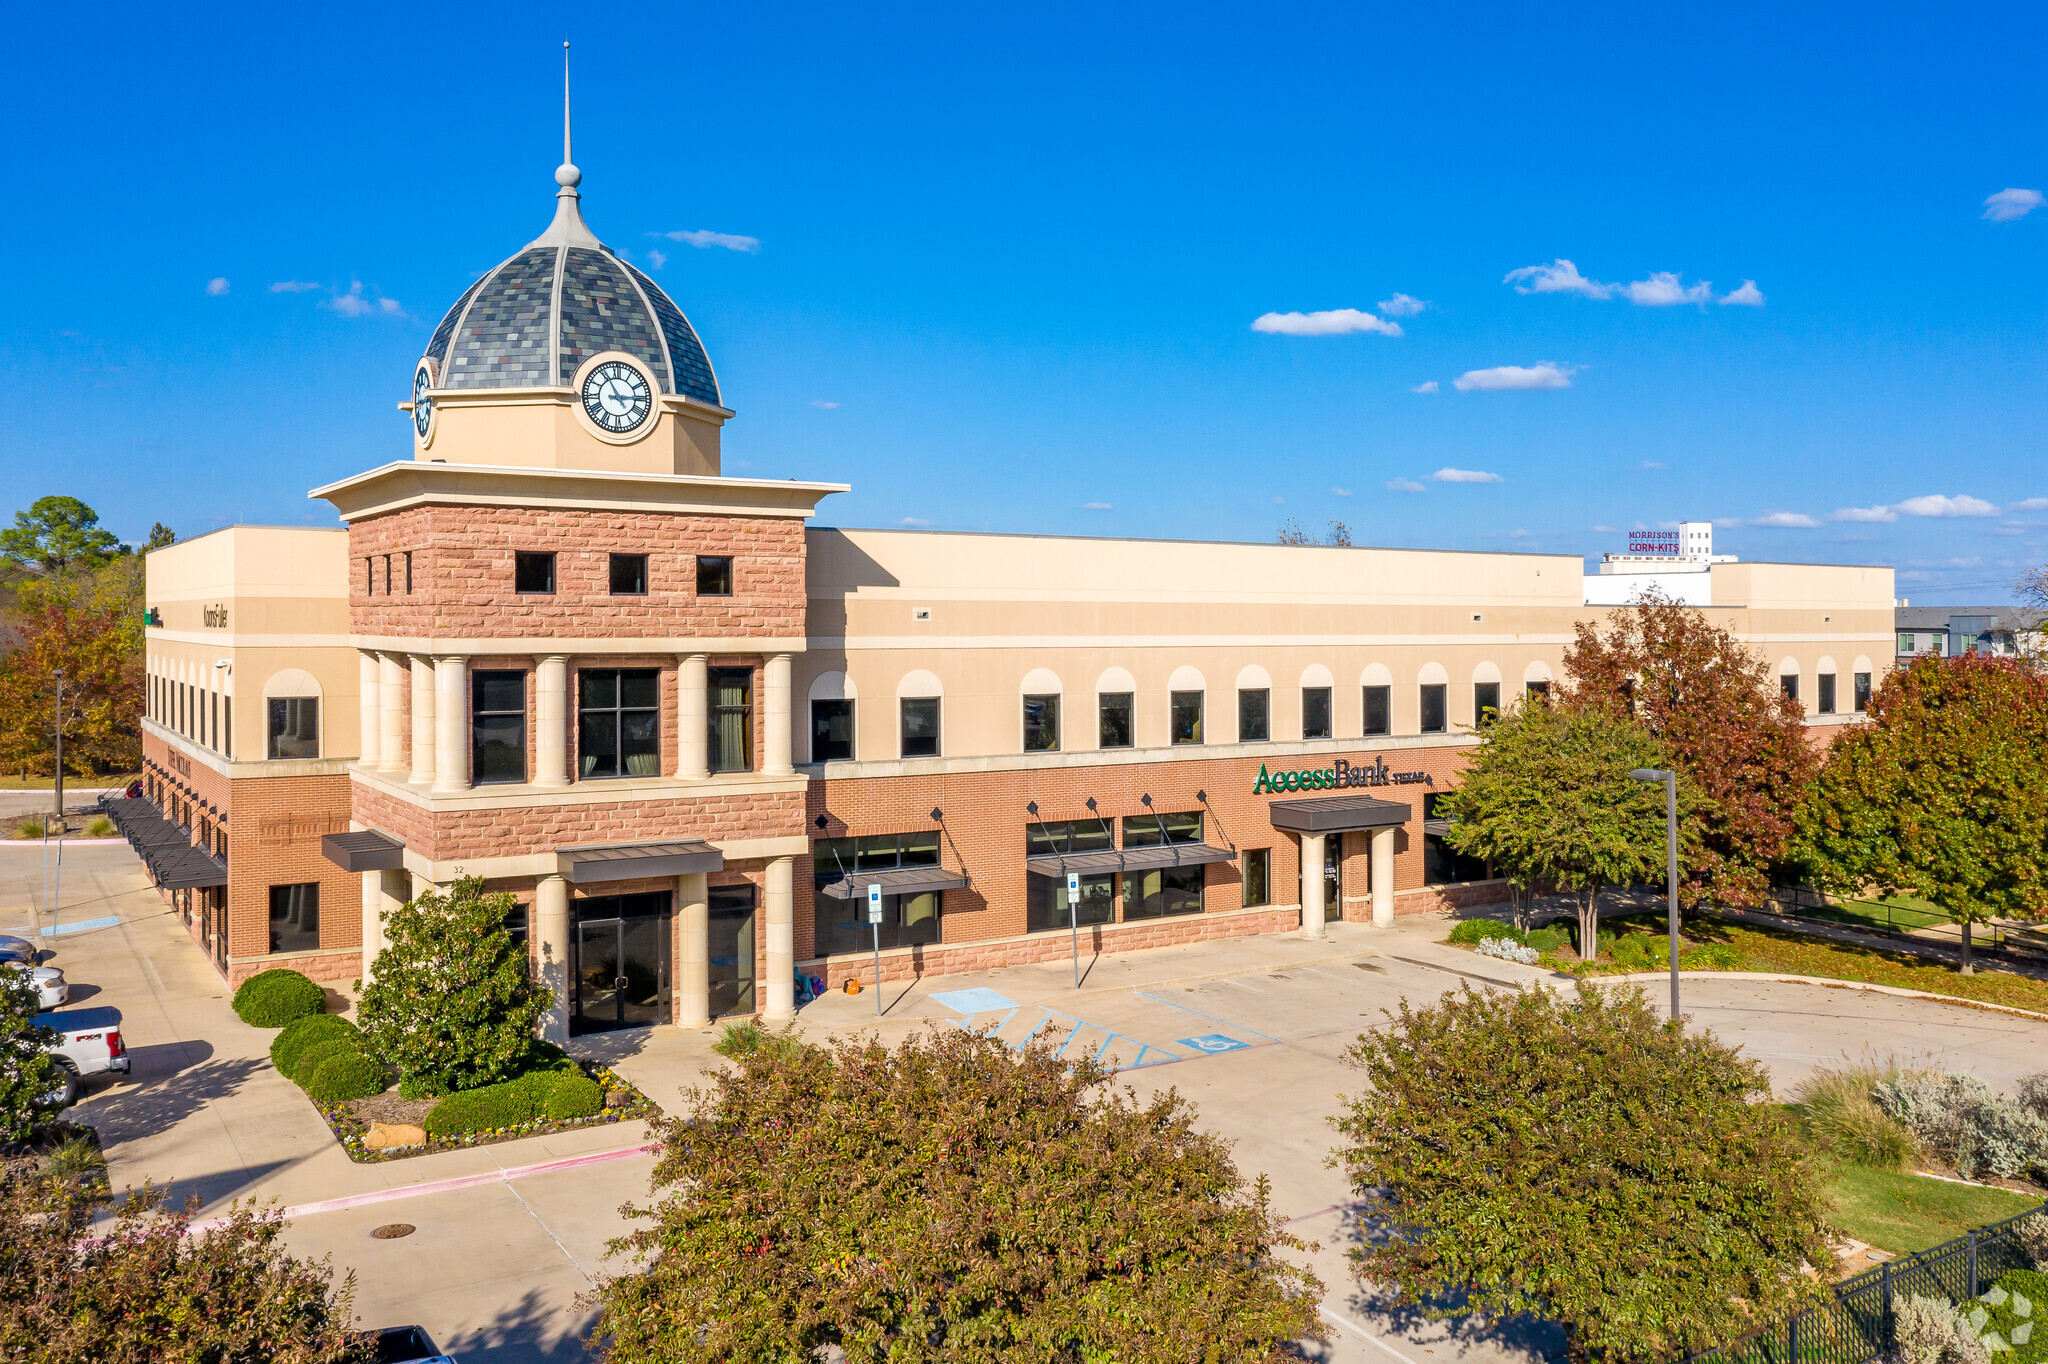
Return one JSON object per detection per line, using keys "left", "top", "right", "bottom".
{"left": 1124, "top": 866, "right": 1202, "bottom": 920}
{"left": 1817, "top": 673, "right": 1836, "bottom": 715}
{"left": 1424, "top": 792, "right": 1490, "bottom": 885}
{"left": 267, "top": 698, "right": 318, "bottom": 760}
{"left": 1170, "top": 691, "right": 1203, "bottom": 745}
{"left": 811, "top": 699, "right": 854, "bottom": 761}
{"left": 1780, "top": 674, "right": 1800, "bottom": 703}
{"left": 1242, "top": 848, "right": 1270, "bottom": 907}
{"left": 579, "top": 668, "right": 660, "bottom": 778}
{"left": 1024, "top": 819, "right": 1115, "bottom": 933}
{"left": 514, "top": 552, "right": 555, "bottom": 594}
{"left": 1122, "top": 811, "right": 1202, "bottom": 846}
{"left": 268, "top": 883, "right": 318, "bottom": 953}
{"left": 1022, "top": 694, "right": 1060, "bottom": 752}
{"left": 1302, "top": 686, "right": 1331, "bottom": 740}
{"left": 1475, "top": 681, "right": 1501, "bottom": 723}
{"left": 901, "top": 697, "right": 941, "bottom": 757}
{"left": 1420, "top": 684, "right": 1447, "bottom": 734}
{"left": 1854, "top": 672, "right": 1872, "bottom": 712}
{"left": 1238, "top": 688, "right": 1269, "bottom": 743}
{"left": 1098, "top": 692, "right": 1133, "bottom": 748}
{"left": 696, "top": 555, "right": 733, "bottom": 596}
{"left": 1363, "top": 685, "right": 1391, "bottom": 736}
{"left": 1526, "top": 679, "right": 1551, "bottom": 698}
{"left": 473, "top": 670, "right": 527, "bottom": 784}
{"left": 609, "top": 553, "right": 648, "bottom": 595}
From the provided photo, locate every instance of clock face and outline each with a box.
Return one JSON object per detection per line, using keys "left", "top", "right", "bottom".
{"left": 412, "top": 365, "right": 433, "bottom": 440}
{"left": 582, "top": 360, "right": 653, "bottom": 434}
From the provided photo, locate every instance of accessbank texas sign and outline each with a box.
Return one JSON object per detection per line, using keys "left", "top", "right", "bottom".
{"left": 1252, "top": 756, "right": 1433, "bottom": 794}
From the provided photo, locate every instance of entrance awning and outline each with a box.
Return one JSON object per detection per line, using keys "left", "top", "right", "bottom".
{"left": 1267, "top": 795, "right": 1412, "bottom": 835}
{"left": 817, "top": 865, "right": 971, "bottom": 899}
{"left": 557, "top": 838, "right": 724, "bottom": 885}
{"left": 321, "top": 830, "right": 406, "bottom": 873}
{"left": 1025, "top": 843, "right": 1237, "bottom": 877}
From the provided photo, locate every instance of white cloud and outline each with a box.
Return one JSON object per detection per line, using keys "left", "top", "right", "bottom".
{"left": 1453, "top": 363, "right": 1573, "bottom": 392}
{"left": 1251, "top": 308, "right": 1402, "bottom": 337}
{"left": 1386, "top": 478, "right": 1426, "bottom": 493}
{"left": 269, "top": 280, "right": 320, "bottom": 293}
{"left": 1508, "top": 528, "right": 1533, "bottom": 538}
{"left": 1331, "top": 486, "right": 1353, "bottom": 497}
{"left": 1376, "top": 293, "right": 1427, "bottom": 317}
{"left": 324, "top": 281, "right": 403, "bottom": 319}
{"left": 1622, "top": 272, "right": 1712, "bottom": 306}
{"left": 1504, "top": 258, "right": 1612, "bottom": 298}
{"left": 1750, "top": 511, "right": 1821, "bottom": 528}
{"left": 1720, "top": 279, "right": 1766, "bottom": 306}
{"left": 898, "top": 516, "right": 934, "bottom": 527}
{"left": 1410, "top": 380, "right": 1440, "bottom": 394}
{"left": 1430, "top": 467, "right": 1503, "bottom": 484}
{"left": 1832, "top": 505, "right": 1898, "bottom": 523}
{"left": 1895, "top": 493, "right": 1998, "bottom": 518}
{"left": 205, "top": 277, "right": 230, "bottom": 296}
{"left": 1983, "top": 188, "right": 2045, "bottom": 222}
{"left": 1639, "top": 460, "right": 1665, "bottom": 470}
{"left": 1081, "top": 501, "right": 1113, "bottom": 511}
{"left": 646, "top": 249, "right": 668, "bottom": 269}
{"left": 1592, "top": 524, "right": 1621, "bottom": 533}
{"left": 1271, "top": 496, "right": 1285, "bottom": 505}
{"left": 2011, "top": 497, "right": 2048, "bottom": 510}
{"left": 810, "top": 400, "right": 839, "bottom": 410}
{"left": 657, "top": 229, "right": 761, "bottom": 253}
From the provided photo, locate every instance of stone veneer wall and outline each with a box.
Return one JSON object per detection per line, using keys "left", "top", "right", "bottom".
{"left": 350, "top": 781, "right": 804, "bottom": 863}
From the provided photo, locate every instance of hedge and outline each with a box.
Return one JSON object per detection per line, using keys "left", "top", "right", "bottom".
{"left": 305, "top": 1051, "right": 390, "bottom": 1105}
{"left": 544, "top": 1074, "right": 605, "bottom": 1122}
{"left": 232, "top": 969, "right": 325, "bottom": 1029}
{"left": 270, "top": 1014, "right": 359, "bottom": 1076}
{"left": 293, "top": 1037, "right": 367, "bottom": 1089}
{"left": 423, "top": 1067, "right": 604, "bottom": 1137}
{"left": 1448, "top": 918, "right": 1522, "bottom": 945}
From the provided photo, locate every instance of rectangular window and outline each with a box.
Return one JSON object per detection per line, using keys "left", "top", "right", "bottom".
{"left": 696, "top": 555, "right": 733, "bottom": 596}
{"left": 268, "top": 883, "right": 319, "bottom": 954}
{"left": 1302, "top": 686, "right": 1332, "bottom": 740}
{"left": 812, "top": 832, "right": 945, "bottom": 956}
{"left": 1420, "top": 683, "right": 1447, "bottom": 734}
{"left": 404, "top": 551, "right": 413, "bottom": 594}
{"left": 472, "top": 670, "right": 528, "bottom": 784}
{"left": 504, "top": 901, "right": 529, "bottom": 947}
{"left": 212, "top": 692, "right": 221, "bottom": 750}
{"left": 578, "top": 668, "right": 661, "bottom": 778}
{"left": 1121, "top": 810, "right": 1202, "bottom": 847}
{"left": 365, "top": 558, "right": 373, "bottom": 596}
{"left": 1024, "top": 819, "right": 1115, "bottom": 933}
{"left": 1170, "top": 690, "right": 1204, "bottom": 745}
{"left": 1526, "top": 679, "right": 1550, "bottom": 697}
{"left": 1854, "top": 671, "right": 1872, "bottom": 713}
{"left": 1363, "top": 685, "right": 1390, "bottom": 736}
{"left": 382, "top": 555, "right": 392, "bottom": 595}
{"left": 1238, "top": 688, "right": 1270, "bottom": 743}
{"left": 1898, "top": 633, "right": 1913, "bottom": 654}
{"left": 810, "top": 699, "right": 855, "bottom": 762}
{"left": 1242, "top": 848, "right": 1271, "bottom": 907}
{"left": 1124, "top": 866, "right": 1204, "bottom": 920}
{"left": 1818, "top": 672, "right": 1837, "bottom": 715}
{"left": 514, "top": 552, "right": 555, "bottom": 594}
{"left": 900, "top": 696, "right": 941, "bottom": 758}
{"left": 1780, "top": 673, "right": 1800, "bottom": 703}
{"left": 708, "top": 666, "right": 754, "bottom": 774}
{"left": 223, "top": 697, "right": 232, "bottom": 760}
{"left": 609, "top": 553, "right": 648, "bottom": 595}
{"left": 267, "top": 697, "right": 319, "bottom": 760}
{"left": 1022, "top": 694, "right": 1060, "bottom": 752}
{"left": 1423, "top": 792, "right": 1490, "bottom": 885}
{"left": 1098, "top": 692, "right": 1133, "bottom": 749}
{"left": 1475, "top": 681, "right": 1501, "bottom": 723}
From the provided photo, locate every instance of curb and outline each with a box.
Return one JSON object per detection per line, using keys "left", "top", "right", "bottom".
{"left": 1582, "top": 970, "right": 2048, "bottom": 1024}
{"left": 0, "top": 838, "right": 130, "bottom": 849}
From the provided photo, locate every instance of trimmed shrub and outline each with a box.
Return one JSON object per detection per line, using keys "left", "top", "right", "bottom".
{"left": 1524, "top": 925, "right": 1570, "bottom": 954}
{"left": 292, "top": 1038, "right": 366, "bottom": 1089}
{"left": 1447, "top": 918, "right": 1522, "bottom": 946}
{"left": 232, "top": 969, "right": 324, "bottom": 1029}
{"left": 1975, "top": 1269, "right": 2048, "bottom": 1363}
{"left": 305, "top": 1051, "right": 389, "bottom": 1105}
{"left": 423, "top": 1079, "right": 541, "bottom": 1137}
{"left": 1609, "top": 932, "right": 1671, "bottom": 970}
{"left": 1680, "top": 942, "right": 1741, "bottom": 970}
{"left": 270, "top": 1014, "right": 359, "bottom": 1076}
{"left": 1896, "top": 1293, "right": 1989, "bottom": 1364}
{"left": 544, "top": 1074, "right": 604, "bottom": 1122}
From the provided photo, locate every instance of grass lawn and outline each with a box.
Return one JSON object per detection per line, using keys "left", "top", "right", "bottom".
{"left": 1803, "top": 895, "right": 1952, "bottom": 934}
{"left": 0, "top": 774, "right": 136, "bottom": 791}
{"left": 1823, "top": 1162, "right": 2041, "bottom": 1253}
{"left": 1708, "top": 920, "right": 2048, "bottom": 1015}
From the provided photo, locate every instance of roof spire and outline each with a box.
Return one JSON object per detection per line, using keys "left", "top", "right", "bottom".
{"left": 528, "top": 40, "right": 601, "bottom": 250}
{"left": 555, "top": 41, "right": 579, "bottom": 192}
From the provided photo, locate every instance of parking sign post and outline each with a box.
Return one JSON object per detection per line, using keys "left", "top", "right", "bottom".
{"left": 1067, "top": 871, "right": 1081, "bottom": 988}
{"left": 867, "top": 882, "right": 884, "bottom": 1016}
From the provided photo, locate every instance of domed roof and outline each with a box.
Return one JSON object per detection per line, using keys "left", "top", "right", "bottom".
{"left": 420, "top": 165, "right": 722, "bottom": 409}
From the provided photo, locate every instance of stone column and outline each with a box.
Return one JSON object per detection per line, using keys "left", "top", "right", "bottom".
{"left": 1371, "top": 826, "right": 1396, "bottom": 927}
{"left": 360, "top": 870, "right": 382, "bottom": 981}
{"left": 675, "top": 872, "right": 710, "bottom": 1027}
{"left": 535, "top": 654, "right": 571, "bottom": 787}
{"left": 537, "top": 874, "right": 571, "bottom": 1045}
{"left": 357, "top": 651, "right": 381, "bottom": 768}
{"left": 676, "top": 653, "right": 709, "bottom": 778}
{"left": 409, "top": 656, "right": 436, "bottom": 784}
{"left": 763, "top": 856, "right": 795, "bottom": 1021}
{"left": 377, "top": 653, "right": 407, "bottom": 773}
{"left": 763, "top": 653, "right": 794, "bottom": 776}
{"left": 432, "top": 656, "right": 468, "bottom": 793}
{"left": 1301, "top": 832, "right": 1327, "bottom": 939}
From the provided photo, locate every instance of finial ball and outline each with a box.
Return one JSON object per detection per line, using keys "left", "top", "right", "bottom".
{"left": 556, "top": 162, "right": 582, "bottom": 188}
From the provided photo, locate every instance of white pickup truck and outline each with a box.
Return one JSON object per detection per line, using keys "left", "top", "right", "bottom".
{"left": 36, "top": 1005, "right": 129, "bottom": 1106}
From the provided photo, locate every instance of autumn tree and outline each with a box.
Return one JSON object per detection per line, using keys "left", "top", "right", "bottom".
{"left": 1438, "top": 699, "right": 1684, "bottom": 958}
{"left": 0, "top": 594, "right": 143, "bottom": 779}
{"left": 1792, "top": 654, "right": 2048, "bottom": 972}
{"left": 1564, "top": 585, "right": 1817, "bottom": 907}
{"left": 593, "top": 1027, "right": 1320, "bottom": 1363}
{"left": 0, "top": 496, "right": 127, "bottom": 572}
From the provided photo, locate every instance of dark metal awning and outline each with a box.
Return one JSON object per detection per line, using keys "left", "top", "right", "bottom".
{"left": 156, "top": 846, "right": 228, "bottom": 889}
{"left": 558, "top": 838, "right": 724, "bottom": 885}
{"left": 1025, "top": 842, "right": 1237, "bottom": 877}
{"left": 818, "top": 865, "right": 971, "bottom": 900}
{"left": 100, "top": 797, "right": 225, "bottom": 888}
{"left": 1423, "top": 818, "right": 1452, "bottom": 837}
{"left": 321, "top": 830, "right": 407, "bottom": 873}
{"left": 1267, "top": 795, "right": 1413, "bottom": 835}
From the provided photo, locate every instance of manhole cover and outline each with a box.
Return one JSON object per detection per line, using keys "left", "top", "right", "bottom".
{"left": 371, "top": 1223, "right": 415, "bottom": 1240}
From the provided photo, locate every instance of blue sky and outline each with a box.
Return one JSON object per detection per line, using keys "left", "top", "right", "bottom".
{"left": 2, "top": 1, "right": 2043, "bottom": 603}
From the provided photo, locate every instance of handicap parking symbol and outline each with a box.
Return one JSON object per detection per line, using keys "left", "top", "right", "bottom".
{"left": 1178, "top": 1033, "right": 1250, "bottom": 1054}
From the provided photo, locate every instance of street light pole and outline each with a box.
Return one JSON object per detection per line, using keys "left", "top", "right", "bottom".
{"left": 1629, "top": 767, "right": 1681, "bottom": 1021}
{"left": 50, "top": 669, "right": 65, "bottom": 837}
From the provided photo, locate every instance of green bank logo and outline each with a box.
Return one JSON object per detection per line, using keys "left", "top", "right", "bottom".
{"left": 1252, "top": 757, "right": 1431, "bottom": 794}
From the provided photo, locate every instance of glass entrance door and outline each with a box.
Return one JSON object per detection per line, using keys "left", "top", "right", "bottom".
{"left": 571, "top": 892, "right": 672, "bottom": 1035}
{"left": 708, "top": 884, "right": 757, "bottom": 1018}
{"left": 1299, "top": 836, "right": 1342, "bottom": 922}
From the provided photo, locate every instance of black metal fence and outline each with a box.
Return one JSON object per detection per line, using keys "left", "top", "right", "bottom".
{"left": 1691, "top": 1202, "right": 2045, "bottom": 1364}
{"left": 1754, "top": 885, "right": 2048, "bottom": 968}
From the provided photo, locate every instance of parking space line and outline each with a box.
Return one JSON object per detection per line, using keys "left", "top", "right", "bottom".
{"left": 1318, "top": 1306, "right": 1428, "bottom": 1364}
{"left": 1132, "top": 990, "right": 1285, "bottom": 1043}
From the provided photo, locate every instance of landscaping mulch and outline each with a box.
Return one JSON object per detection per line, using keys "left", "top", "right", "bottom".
{"left": 342, "top": 1091, "right": 436, "bottom": 1128}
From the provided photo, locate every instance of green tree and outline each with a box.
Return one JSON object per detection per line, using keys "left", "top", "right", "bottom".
{"left": 1331, "top": 983, "right": 1832, "bottom": 1363}
{"left": 357, "top": 877, "right": 550, "bottom": 1094}
{"left": 0, "top": 1177, "right": 367, "bottom": 1362}
{"left": 1438, "top": 699, "right": 1685, "bottom": 958}
{"left": 1564, "top": 586, "right": 1818, "bottom": 907}
{"left": 0, "top": 496, "right": 127, "bottom": 572}
{"left": 0, "top": 969, "right": 59, "bottom": 1143}
{"left": 143, "top": 522, "right": 177, "bottom": 551}
{"left": 592, "top": 1027, "right": 1321, "bottom": 1364}
{"left": 1792, "top": 653, "right": 2048, "bottom": 972}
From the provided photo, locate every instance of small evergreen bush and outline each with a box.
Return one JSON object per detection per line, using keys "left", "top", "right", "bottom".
{"left": 305, "top": 1051, "right": 389, "bottom": 1105}
{"left": 1680, "top": 942, "right": 1742, "bottom": 970}
{"left": 1609, "top": 932, "right": 1671, "bottom": 971}
{"left": 232, "top": 969, "right": 324, "bottom": 1028}
{"left": 1474, "top": 937, "right": 1539, "bottom": 965}
{"left": 544, "top": 1074, "right": 604, "bottom": 1122}
{"left": 1874, "top": 1072, "right": 2048, "bottom": 1178}
{"left": 270, "top": 1014, "right": 358, "bottom": 1076}
{"left": 292, "top": 1038, "right": 366, "bottom": 1089}
{"left": 1447, "top": 919, "right": 1522, "bottom": 946}
{"left": 422, "top": 1066, "right": 606, "bottom": 1136}
{"left": 1970, "top": 1271, "right": 2047, "bottom": 1364}
{"left": 1524, "top": 925, "right": 1571, "bottom": 954}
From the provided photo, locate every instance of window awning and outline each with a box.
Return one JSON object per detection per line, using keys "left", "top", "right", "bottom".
{"left": 557, "top": 838, "right": 724, "bottom": 885}
{"left": 1423, "top": 818, "right": 1453, "bottom": 837}
{"left": 156, "top": 846, "right": 228, "bottom": 890}
{"left": 1266, "top": 795, "right": 1412, "bottom": 835}
{"left": 321, "top": 830, "right": 407, "bottom": 873}
{"left": 1025, "top": 843, "right": 1237, "bottom": 877}
{"left": 817, "top": 865, "right": 971, "bottom": 899}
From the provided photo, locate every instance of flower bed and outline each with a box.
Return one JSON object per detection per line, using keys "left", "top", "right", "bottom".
{"left": 315, "top": 1061, "right": 657, "bottom": 1163}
